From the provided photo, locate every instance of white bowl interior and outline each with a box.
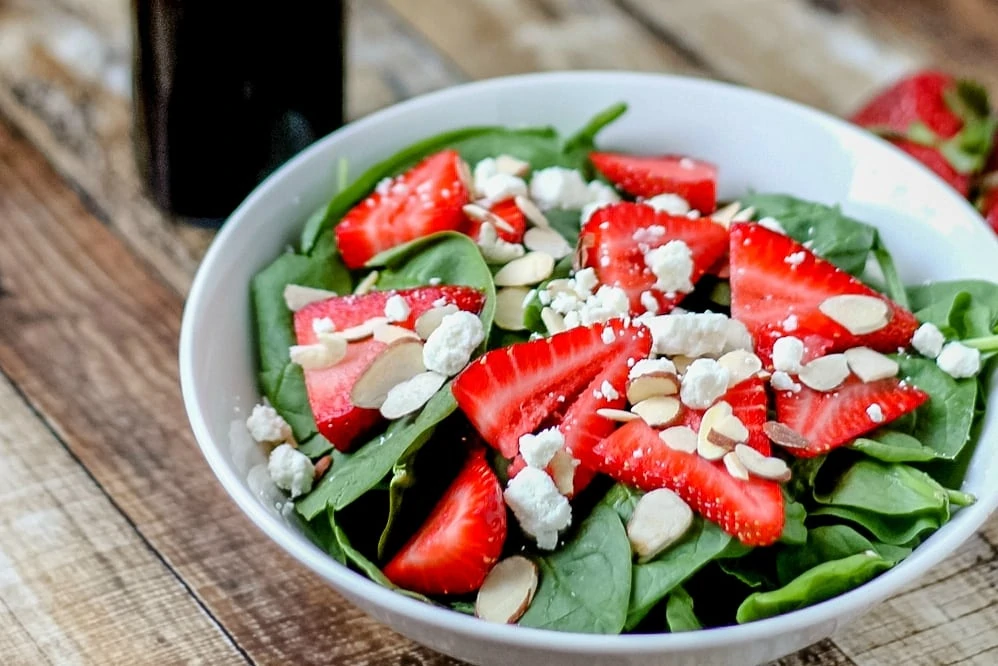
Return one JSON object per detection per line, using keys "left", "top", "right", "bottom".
{"left": 181, "top": 72, "right": 998, "bottom": 666}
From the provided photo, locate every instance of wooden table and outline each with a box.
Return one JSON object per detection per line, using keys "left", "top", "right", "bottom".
{"left": 1, "top": 1, "right": 997, "bottom": 664}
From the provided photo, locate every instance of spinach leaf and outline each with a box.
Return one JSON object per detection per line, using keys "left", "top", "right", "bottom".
{"left": 518, "top": 501, "right": 632, "bottom": 634}
{"left": 811, "top": 505, "right": 942, "bottom": 546}
{"left": 851, "top": 430, "right": 938, "bottom": 463}
{"left": 897, "top": 356, "right": 977, "bottom": 459}
{"left": 814, "top": 459, "right": 950, "bottom": 518}
{"left": 562, "top": 102, "right": 628, "bottom": 155}
{"left": 296, "top": 386, "right": 458, "bottom": 519}
{"left": 665, "top": 586, "right": 702, "bottom": 632}
{"left": 735, "top": 553, "right": 891, "bottom": 623}
{"left": 300, "top": 512, "right": 346, "bottom": 566}
{"left": 378, "top": 457, "right": 416, "bottom": 559}
{"left": 775, "top": 525, "right": 910, "bottom": 585}
{"left": 742, "top": 194, "right": 877, "bottom": 275}
{"left": 780, "top": 495, "right": 808, "bottom": 545}
{"left": 450, "top": 601, "right": 476, "bottom": 616}
{"left": 908, "top": 279, "right": 998, "bottom": 338}
{"left": 545, "top": 209, "right": 583, "bottom": 248}
{"left": 297, "top": 433, "right": 334, "bottom": 459}
{"left": 870, "top": 235, "right": 909, "bottom": 308}
{"left": 717, "top": 557, "right": 772, "bottom": 590}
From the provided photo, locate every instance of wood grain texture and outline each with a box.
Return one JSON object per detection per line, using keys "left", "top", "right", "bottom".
{"left": 0, "top": 120, "right": 458, "bottom": 666}
{"left": 0, "top": 374, "right": 245, "bottom": 666}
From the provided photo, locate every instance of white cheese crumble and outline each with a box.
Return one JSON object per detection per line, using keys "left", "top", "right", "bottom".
{"left": 601, "top": 327, "right": 616, "bottom": 344}
{"left": 246, "top": 403, "right": 293, "bottom": 445}
{"left": 268, "top": 444, "right": 314, "bottom": 498}
{"left": 643, "top": 193, "right": 690, "bottom": 215}
{"left": 504, "top": 467, "right": 572, "bottom": 550}
{"left": 529, "top": 167, "right": 592, "bottom": 210}
{"left": 911, "top": 322, "right": 945, "bottom": 359}
{"left": 423, "top": 310, "right": 485, "bottom": 376}
{"left": 784, "top": 251, "right": 806, "bottom": 267}
{"left": 783, "top": 314, "right": 799, "bottom": 332}
{"left": 724, "top": 319, "right": 755, "bottom": 354}
{"left": 519, "top": 427, "right": 566, "bottom": 470}
{"left": 771, "top": 371, "right": 802, "bottom": 393}
{"left": 384, "top": 294, "right": 411, "bottom": 323}
{"left": 644, "top": 240, "right": 694, "bottom": 295}
{"left": 936, "top": 341, "right": 982, "bottom": 378}
{"left": 866, "top": 404, "right": 885, "bottom": 423}
{"left": 757, "top": 217, "right": 787, "bottom": 234}
{"left": 312, "top": 317, "right": 336, "bottom": 335}
{"left": 600, "top": 380, "right": 620, "bottom": 401}
{"left": 480, "top": 173, "right": 528, "bottom": 203}
{"left": 472, "top": 158, "right": 498, "bottom": 194}
{"left": 629, "top": 358, "right": 677, "bottom": 380}
{"left": 542, "top": 269, "right": 630, "bottom": 331}
{"left": 772, "top": 336, "right": 805, "bottom": 373}
{"left": 476, "top": 222, "right": 526, "bottom": 264}
{"left": 640, "top": 290, "right": 660, "bottom": 315}
{"left": 680, "top": 358, "right": 731, "bottom": 409}
{"left": 645, "top": 312, "right": 747, "bottom": 358}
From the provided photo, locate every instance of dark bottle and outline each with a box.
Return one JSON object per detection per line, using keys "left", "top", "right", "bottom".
{"left": 132, "top": 1, "right": 346, "bottom": 219}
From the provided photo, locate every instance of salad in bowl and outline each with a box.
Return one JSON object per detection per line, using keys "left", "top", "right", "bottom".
{"left": 243, "top": 102, "right": 997, "bottom": 636}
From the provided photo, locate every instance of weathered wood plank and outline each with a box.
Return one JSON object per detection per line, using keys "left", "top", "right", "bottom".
{"left": 770, "top": 639, "right": 857, "bottom": 666}
{"left": 0, "top": 373, "right": 246, "bottom": 665}
{"left": 0, "top": 121, "right": 458, "bottom": 666}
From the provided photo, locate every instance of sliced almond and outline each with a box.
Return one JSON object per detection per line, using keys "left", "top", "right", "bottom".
{"left": 475, "top": 556, "right": 538, "bottom": 624}
{"left": 283, "top": 284, "right": 337, "bottom": 312}
{"left": 351, "top": 339, "right": 426, "bottom": 408}
{"left": 337, "top": 316, "right": 390, "bottom": 342}
{"left": 659, "top": 426, "right": 698, "bottom": 453}
{"left": 494, "top": 252, "right": 556, "bottom": 287}
{"left": 354, "top": 270, "right": 379, "bottom": 295}
{"left": 734, "top": 444, "right": 792, "bottom": 482}
{"left": 597, "top": 408, "right": 641, "bottom": 423}
{"left": 515, "top": 195, "right": 550, "bottom": 228}
{"left": 548, "top": 450, "right": 579, "bottom": 496}
{"left": 414, "top": 305, "right": 459, "bottom": 340}
{"left": 524, "top": 227, "right": 573, "bottom": 260}
{"left": 464, "top": 203, "right": 517, "bottom": 235}
{"left": 379, "top": 371, "right": 447, "bottom": 419}
{"left": 372, "top": 322, "right": 420, "bottom": 344}
{"left": 626, "top": 372, "right": 680, "bottom": 404}
{"left": 626, "top": 488, "right": 694, "bottom": 562}
{"left": 717, "top": 350, "right": 763, "bottom": 387}
{"left": 818, "top": 295, "right": 890, "bottom": 335}
{"left": 540, "top": 307, "right": 567, "bottom": 335}
{"left": 710, "top": 201, "right": 741, "bottom": 227}
{"left": 672, "top": 355, "right": 695, "bottom": 376}
{"left": 713, "top": 413, "right": 750, "bottom": 444}
{"left": 844, "top": 346, "right": 899, "bottom": 383}
{"left": 457, "top": 158, "right": 474, "bottom": 195}
{"left": 723, "top": 451, "right": 750, "bottom": 481}
{"left": 697, "top": 401, "right": 734, "bottom": 461}
{"left": 495, "top": 154, "right": 531, "bottom": 177}
{"left": 731, "top": 205, "right": 757, "bottom": 222}
{"left": 288, "top": 339, "right": 346, "bottom": 370}
{"left": 763, "top": 421, "right": 811, "bottom": 451}
{"left": 495, "top": 287, "right": 530, "bottom": 331}
{"left": 630, "top": 396, "right": 681, "bottom": 428}
{"left": 799, "top": 354, "right": 851, "bottom": 392}
{"left": 313, "top": 455, "right": 332, "bottom": 481}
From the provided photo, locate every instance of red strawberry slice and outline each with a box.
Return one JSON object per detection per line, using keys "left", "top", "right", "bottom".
{"left": 894, "top": 139, "right": 973, "bottom": 196}
{"left": 729, "top": 223, "right": 918, "bottom": 366}
{"left": 590, "top": 152, "right": 717, "bottom": 212}
{"left": 981, "top": 185, "right": 998, "bottom": 234}
{"left": 591, "top": 420, "right": 785, "bottom": 546}
{"left": 383, "top": 448, "right": 506, "bottom": 595}
{"left": 465, "top": 198, "right": 527, "bottom": 244}
{"left": 453, "top": 320, "right": 652, "bottom": 458}
{"left": 578, "top": 202, "right": 729, "bottom": 314}
{"left": 681, "top": 377, "right": 771, "bottom": 456}
{"left": 335, "top": 150, "right": 470, "bottom": 269}
{"left": 852, "top": 71, "right": 964, "bottom": 139}
{"left": 774, "top": 376, "right": 929, "bottom": 458}
{"left": 295, "top": 286, "right": 485, "bottom": 451}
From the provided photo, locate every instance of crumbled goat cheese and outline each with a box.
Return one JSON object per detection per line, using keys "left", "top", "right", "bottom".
{"left": 312, "top": 317, "right": 336, "bottom": 335}
{"left": 936, "top": 341, "right": 981, "bottom": 378}
{"left": 771, "top": 371, "right": 802, "bottom": 393}
{"left": 529, "top": 167, "right": 593, "bottom": 210}
{"left": 784, "top": 251, "right": 806, "bottom": 267}
{"left": 629, "top": 358, "right": 677, "bottom": 380}
{"left": 268, "top": 444, "right": 314, "bottom": 498}
{"left": 723, "top": 319, "right": 755, "bottom": 354}
{"left": 645, "top": 240, "right": 694, "bottom": 294}
{"left": 866, "top": 404, "right": 885, "bottom": 423}
{"left": 601, "top": 327, "right": 616, "bottom": 344}
{"left": 384, "top": 294, "right": 411, "bottom": 323}
{"left": 772, "top": 336, "right": 805, "bottom": 373}
{"left": 519, "top": 427, "right": 565, "bottom": 469}
{"left": 600, "top": 380, "right": 620, "bottom": 401}
{"left": 246, "top": 403, "right": 293, "bottom": 444}
{"left": 423, "top": 311, "right": 485, "bottom": 376}
{"left": 472, "top": 158, "right": 499, "bottom": 194}
{"left": 504, "top": 467, "right": 573, "bottom": 550}
{"left": 640, "top": 290, "right": 660, "bottom": 315}
{"left": 643, "top": 193, "right": 690, "bottom": 215}
{"left": 680, "top": 358, "right": 731, "bottom": 409}
{"left": 783, "top": 314, "right": 799, "bottom": 332}
{"left": 480, "top": 173, "right": 528, "bottom": 202}
{"left": 911, "top": 322, "right": 945, "bottom": 359}
{"left": 645, "top": 312, "right": 745, "bottom": 358}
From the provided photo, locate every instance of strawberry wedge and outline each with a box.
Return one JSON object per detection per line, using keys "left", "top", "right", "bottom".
{"left": 592, "top": 420, "right": 785, "bottom": 546}
{"left": 681, "top": 377, "right": 771, "bottom": 456}
{"left": 590, "top": 152, "right": 718, "bottom": 212}
{"left": 294, "top": 286, "right": 485, "bottom": 451}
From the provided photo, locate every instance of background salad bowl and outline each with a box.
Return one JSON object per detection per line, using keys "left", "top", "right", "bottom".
{"left": 179, "top": 72, "right": 998, "bottom": 666}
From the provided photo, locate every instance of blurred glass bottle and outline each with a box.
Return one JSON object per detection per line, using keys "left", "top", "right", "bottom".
{"left": 132, "top": 1, "right": 346, "bottom": 219}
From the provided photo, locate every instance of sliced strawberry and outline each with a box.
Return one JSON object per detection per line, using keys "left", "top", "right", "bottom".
{"left": 335, "top": 150, "right": 470, "bottom": 269}
{"left": 981, "top": 185, "right": 998, "bottom": 234}
{"left": 561, "top": 356, "right": 636, "bottom": 471}
{"left": 681, "top": 377, "right": 770, "bottom": 456}
{"left": 578, "top": 203, "right": 729, "bottom": 314}
{"left": 383, "top": 448, "right": 506, "bottom": 595}
{"left": 592, "top": 420, "right": 785, "bottom": 546}
{"left": 852, "top": 71, "right": 963, "bottom": 139}
{"left": 590, "top": 152, "right": 717, "bottom": 212}
{"left": 466, "top": 198, "right": 527, "bottom": 244}
{"left": 894, "top": 139, "right": 972, "bottom": 196}
{"left": 295, "top": 286, "right": 485, "bottom": 451}
{"left": 729, "top": 223, "right": 918, "bottom": 366}
{"left": 453, "top": 320, "right": 652, "bottom": 458}
{"left": 774, "top": 376, "right": 929, "bottom": 458}
{"left": 506, "top": 455, "right": 597, "bottom": 499}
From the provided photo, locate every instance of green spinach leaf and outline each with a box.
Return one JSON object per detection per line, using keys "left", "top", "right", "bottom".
{"left": 908, "top": 280, "right": 998, "bottom": 339}
{"left": 545, "top": 209, "right": 584, "bottom": 248}
{"left": 378, "top": 457, "right": 416, "bottom": 559}
{"left": 851, "top": 430, "right": 938, "bottom": 463}
{"left": 897, "top": 356, "right": 977, "bottom": 459}
{"left": 780, "top": 495, "right": 808, "bottom": 545}
{"left": 775, "top": 525, "right": 910, "bottom": 585}
{"left": 814, "top": 459, "right": 950, "bottom": 518}
{"left": 665, "top": 586, "right": 702, "bottom": 632}
{"left": 811, "top": 505, "right": 942, "bottom": 546}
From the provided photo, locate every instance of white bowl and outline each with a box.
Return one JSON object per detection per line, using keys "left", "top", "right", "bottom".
{"left": 180, "top": 72, "right": 998, "bottom": 666}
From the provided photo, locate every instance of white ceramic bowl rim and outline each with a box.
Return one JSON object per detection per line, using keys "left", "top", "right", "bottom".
{"left": 180, "top": 71, "right": 997, "bottom": 656}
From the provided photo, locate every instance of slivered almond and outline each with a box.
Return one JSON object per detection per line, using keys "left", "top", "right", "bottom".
{"left": 457, "top": 158, "right": 474, "bottom": 195}
{"left": 495, "top": 287, "right": 531, "bottom": 331}
{"left": 288, "top": 340, "right": 346, "bottom": 370}
{"left": 379, "top": 371, "right": 447, "bottom": 419}
{"left": 672, "top": 355, "right": 695, "bottom": 375}
{"left": 844, "top": 347, "right": 899, "bottom": 383}
{"left": 630, "top": 396, "right": 681, "bottom": 427}
{"left": 475, "top": 556, "right": 538, "bottom": 624}
{"left": 713, "top": 413, "right": 750, "bottom": 444}
{"left": 763, "top": 421, "right": 810, "bottom": 450}
{"left": 515, "top": 195, "right": 550, "bottom": 228}
{"left": 731, "top": 205, "right": 757, "bottom": 222}
{"left": 494, "top": 252, "right": 556, "bottom": 287}
{"left": 597, "top": 408, "right": 640, "bottom": 423}
{"left": 711, "top": 201, "right": 741, "bottom": 227}
{"left": 548, "top": 450, "right": 579, "bottom": 496}
{"left": 495, "top": 154, "right": 531, "bottom": 177}
{"left": 524, "top": 227, "right": 573, "bottom": 259}
{"left": 799, "top": 354, "right": 850, "bottom": 392}
{"left": 626, "top": 488, "right": 693, "bottom": 562}
{"left": 338, "top": 316, "right": 389, "bottom": 341}
{"left": 734, "top": 444, "right": 792, "bottom": 482}
{"left": 697, "top": 401, "right": 735, "bottom": 461}
{"left": 717, "top": 350, "right": 763, "bottom": 387}
{"left": 540, "top": 307, "right": 567, "bottom": 334}
{"left": 723, "top": 451, "right": 750, "bottom": 480}
{"left": 354, "top": 270, "right": 379, "bottom": 295}
{"left": 626, "top": 372, "right": 679, "bottom": 404}
{"left": 414, "top": 305, "right": 459, "bottom": 340}
{"left": 818, "top": 295, "right": 890, "bottom": 335}
{"left": 283, "top": 284, "right": 337, "bottom": 312}
{"left": 351, "top": 339, "right": 426, "bottom": 408}
{"left": 313, "top": 455, "right": 332, "bottom": 481}
{"left": 660, "top": 426, "right": 698, "bottom": 453}
{"left": 372, "top": 322, "right": 420, "bottom": 344}
{"left": 464, "top": 203, "right": 516, "bottom": 234}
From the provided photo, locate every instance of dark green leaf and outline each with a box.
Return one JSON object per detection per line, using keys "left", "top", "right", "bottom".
{"left": 297, "top": 433, "right": 334, "bottom": 459}
{"left": 870, "top": 236, "right": 909, "bottom": 308}
{"left": 775, "top": 525, "right": 910, "bottom": 585}
{"left": 897, "top": 356, "right": 977, "bottom": 459}
{"left": 378, "top": 457, "right": 417, "bottom": 559}
{"left": 908, "top": 280, "right": 998, "bottom": 339}
{"left": 544, "top": 209, "right": 583, "bottom": 248}
{"left": 562, "top": 102, "right": 628, "bottom": 154}
{"left": 811, "top": 505, "right": 942, "bottom": 546}
{"left": 814, "top": 459, "right": 950, "bottom": 518}
{"left": 665, "top": 586, "right": 702, "bottom": 632}
{"left": 851, "top": 430, "right": 938, "bottom": 463}
{"left": 780, "top": 495, "right": 808, "bottom": 545}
